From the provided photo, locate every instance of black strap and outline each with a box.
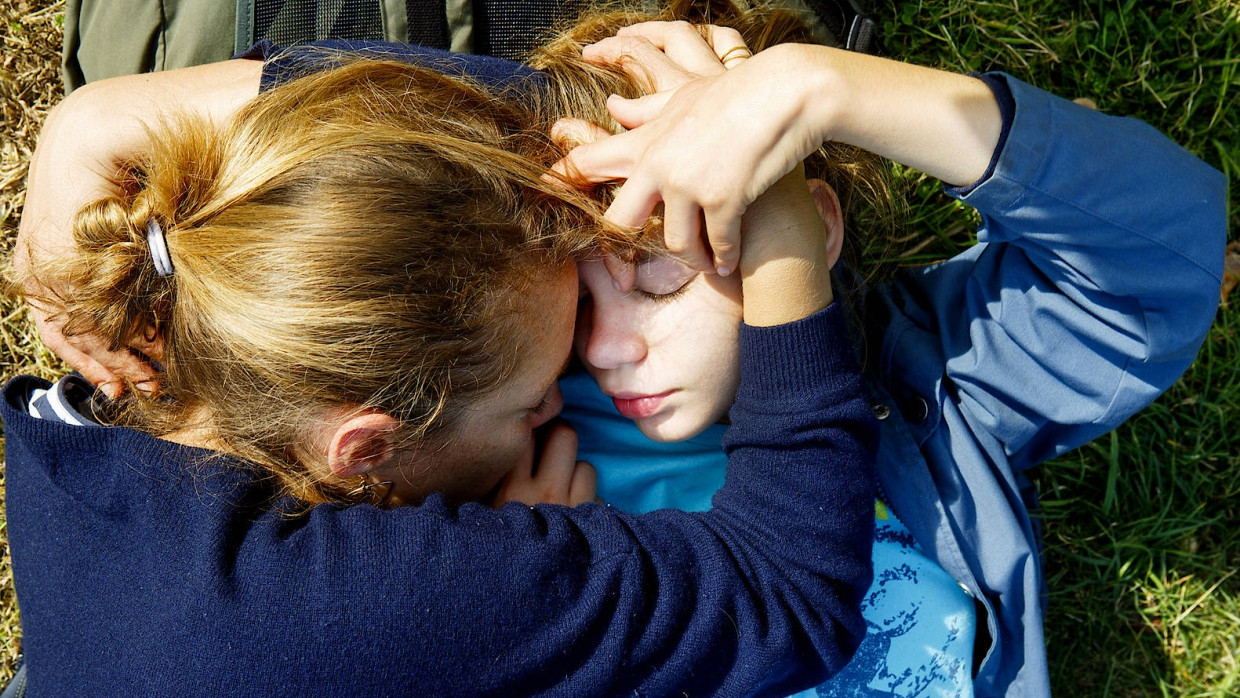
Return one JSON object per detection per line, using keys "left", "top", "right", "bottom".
{"left": 238, "top": 1, "right": 450, "bottom": 51}
{"left": 804, "top": 0, "right": 879, "bottom": 54}
{"left": 473, "top": 0, "right": 590, "bottom": 61}
{"left": 406, "top": 0, "right": 451, "bottom": 49}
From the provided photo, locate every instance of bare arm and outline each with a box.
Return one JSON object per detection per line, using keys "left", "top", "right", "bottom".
{"left": 15, "top": 59, "right": 262, "bottom": 393}
{"left": 554, "top": 25, "right": 1002, "bottom": 277}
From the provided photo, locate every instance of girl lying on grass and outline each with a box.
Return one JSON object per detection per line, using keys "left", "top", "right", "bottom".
{"left": 549, "top": 12, "right": 1226, "bottom": 698}
{"left": 6, "top": 0, "right": 1227, "bottom": 696}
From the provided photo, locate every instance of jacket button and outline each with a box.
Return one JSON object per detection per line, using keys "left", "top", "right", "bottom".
{"left": 871, "top": 402, "right": 891, "bottom": 420}
{"left": 904, "top": 397, "right": 929, "bottom": 422}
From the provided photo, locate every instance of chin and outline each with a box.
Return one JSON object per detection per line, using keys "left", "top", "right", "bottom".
{"left": 637, "top": 411, "right": 711, "bottom": 444}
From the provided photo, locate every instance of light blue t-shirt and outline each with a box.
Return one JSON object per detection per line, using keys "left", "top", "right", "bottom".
{"left": 560, "top": 370, "right": 977, "bottom": 697}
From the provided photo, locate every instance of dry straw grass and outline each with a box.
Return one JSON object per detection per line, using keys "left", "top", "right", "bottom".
{"left": 1, "top": 0, "right": 65, "bottom": 680}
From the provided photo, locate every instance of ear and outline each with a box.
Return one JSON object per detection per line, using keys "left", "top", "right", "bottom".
{"left": 326, "top": 411, "right": 401, "bottom": 478}
{"left": 806, "top": 179, "right": 846, "bottom": 269}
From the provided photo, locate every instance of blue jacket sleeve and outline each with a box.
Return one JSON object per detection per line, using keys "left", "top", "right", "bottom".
{"left": 895, "top": 73, "right": 1226, "bottom": 471}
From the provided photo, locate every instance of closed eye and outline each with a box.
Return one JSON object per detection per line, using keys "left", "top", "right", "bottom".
{"left": 636, "top": 280, "right": 692, "bottom": 303}
{"left": 633, "top": 255, "right": 697, "bottom": 302}
{"left": 527, "top": 393, "right": 553, "bottom": 416}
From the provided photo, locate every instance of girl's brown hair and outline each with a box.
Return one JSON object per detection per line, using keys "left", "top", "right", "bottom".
{"left": 530, "top": 0, "right": 897, "bottom": 274}
{"left": 17, "top": 59, "right": 612, "bottom": 505}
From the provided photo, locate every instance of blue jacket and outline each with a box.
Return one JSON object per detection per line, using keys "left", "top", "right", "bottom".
{"left": 868, "top": 74, "right": 1225, "bottom": 695}
{"left": 560, "top": 72, "right": 1226, "bottom": 697}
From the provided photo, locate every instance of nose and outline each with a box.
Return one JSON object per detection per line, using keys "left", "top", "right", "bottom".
{"left": 582, "top": 295, "right": 647, "bottom": 370}
{"left": 576, "top": 259, "right": 648, "bottom": 371}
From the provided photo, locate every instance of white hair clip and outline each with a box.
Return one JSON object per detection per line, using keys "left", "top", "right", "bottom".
{"left": 146, "top": 219, "right": 174, "bottom": 277}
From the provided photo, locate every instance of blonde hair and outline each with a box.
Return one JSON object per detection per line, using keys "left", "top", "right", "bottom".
{"left": 14, "top": 0, "right": 895, "bottom": 507}
{"left": 16, "top": 59, "right": 612, "bottom": 505}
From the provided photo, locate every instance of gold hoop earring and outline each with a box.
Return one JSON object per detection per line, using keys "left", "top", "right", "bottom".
{"left": 348, "top": 477, "right": 395, "bottom": 507}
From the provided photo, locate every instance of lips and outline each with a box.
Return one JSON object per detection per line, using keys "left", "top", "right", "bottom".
{"left": 610, "top": 390, "right": 676, "bottom": 420}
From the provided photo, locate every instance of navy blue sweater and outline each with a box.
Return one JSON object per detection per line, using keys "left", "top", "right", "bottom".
{"left": 4, "top": 303, "right": 877, "bottom": 697}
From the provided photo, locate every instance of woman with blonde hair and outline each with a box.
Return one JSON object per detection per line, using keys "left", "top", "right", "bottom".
{"left": 3, "top": 17, "right": 879, "bottom": 698}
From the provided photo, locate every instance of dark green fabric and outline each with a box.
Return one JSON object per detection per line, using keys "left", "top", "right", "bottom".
{"left": 62, "top": 0, "right": 416, "bottom": 93}
{"left": 63, "top": 0, "right": 237, "bottom": 92}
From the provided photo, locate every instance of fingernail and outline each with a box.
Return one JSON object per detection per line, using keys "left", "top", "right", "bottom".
{"left": 717, "top": 265, "right": 731, "bottom": 277}
{"left": 134, "top": 380, "right": 157, "bottom": 395}
{"left": 99, "top": 382, "right": 121, "bottom": 400}
{"left": 612, "top": 279, "right": 623, "bottom": 292}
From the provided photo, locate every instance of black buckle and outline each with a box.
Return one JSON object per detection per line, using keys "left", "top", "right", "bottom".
{"left": 846, "top": 13, "right": 878, "bottom": 54}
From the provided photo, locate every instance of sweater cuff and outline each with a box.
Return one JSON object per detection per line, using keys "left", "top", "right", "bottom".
{"left": 734, "top": 302, "right": 858, "bottom": 408}
{"left": 232, "top": 39, "right": 281, "bottom": 93}
{"left": 944, "top": 72, "right": 1015, "bottom": 197}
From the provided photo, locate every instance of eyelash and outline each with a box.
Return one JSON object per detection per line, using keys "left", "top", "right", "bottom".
{"left": 527, "top": 394, "right": 553, "bottom": 417}
{"left": 636, "top": 281, "right": 692, "bottom": 304}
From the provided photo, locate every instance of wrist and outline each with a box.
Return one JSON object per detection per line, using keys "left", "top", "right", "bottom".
{"left": 768, "top": 43, "right": 844, "bottom": 146}
{"left": 738, "top": 171, "right": 835, "bottom": 326}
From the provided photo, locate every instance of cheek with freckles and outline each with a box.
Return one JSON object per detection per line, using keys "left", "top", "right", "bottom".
{"left": 622, "top": 275, "right": 744, "bottom": 441}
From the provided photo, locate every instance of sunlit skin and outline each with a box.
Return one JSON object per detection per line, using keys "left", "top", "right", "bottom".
{"left": 336, "top": 263, "right": 581, "bottom": 506}
{"left": 576, "top": 177, "right": 844, "bottom": 444}
{"left": 576, "top": 255, "right": 743, "bottom": 442}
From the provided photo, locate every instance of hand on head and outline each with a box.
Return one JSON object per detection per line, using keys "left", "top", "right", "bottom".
{"left": 24, "top": 295, "right": 162, "bottom": 399}
{"left": 551, "top": 21, "right": 828, "bottom": 283}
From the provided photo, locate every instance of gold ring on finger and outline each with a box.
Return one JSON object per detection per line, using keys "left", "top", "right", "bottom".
{"left": 719, "top": 46, "right": 753, "bottom": 67}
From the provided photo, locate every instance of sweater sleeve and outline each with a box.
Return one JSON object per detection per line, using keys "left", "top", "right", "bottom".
{"left": 2, "top": 303, "right": 876, "bottom": 697}
{"left": 888, "top": 73, "right": 1226, "bottom": 471}
{"left": 236, "top": 38, "right": 546, "bottom": 93}
{"left": 259, "top": 302, "right": 875, "bottom": 697}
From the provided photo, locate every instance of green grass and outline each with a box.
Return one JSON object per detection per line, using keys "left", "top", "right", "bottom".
{"left": 0, "top": 0, "right": 1236, "bottom": 694}
{"left": 876, "top": 1, "right": 1240, "bottom": 695}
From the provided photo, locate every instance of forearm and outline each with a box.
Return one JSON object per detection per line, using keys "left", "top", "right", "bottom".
{"left": 16, "top": 59, "right": 262, "bottom": 272}
{"left": 739, "top": 170, "right": 835, "bottom": 326}
{"left": 765, "top": 43, "right": 1003, "bottom": 187}
{"left": 230, "top": 307, "right": 873, "bottom": 696}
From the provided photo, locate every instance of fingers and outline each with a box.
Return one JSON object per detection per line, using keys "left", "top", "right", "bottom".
{"left": 567, "top": 461, "right": 598, "bottom": 506}
{"left": 703, "top": 205, "right": 743, "bottom": 276}
{"left": 492, "top": 422, "right": 593, "bottom": 507}
{"left": 531, "top": 423, "right": 597, "bottom": 506}
{"left": 661, "top": 197, "right": 712, "bottom": 272}
{"left": 550, "top": 118, "right": 614, "bottom": 151}
{"left": 602, "top": 255, "right": 638, "bottom": 293}
{"left": 488, "top": 436, "right": 537, "bottom": 508}
{"left": 603, "top": 173, "right": 662, "bottom": 230}
{"left": 605, "top": 91, "right": 673, "bottom": 130}
{"left": 699, "top": 25, "right": 750, "bottom": 68}
{"left": 78, "top": 336, "right": 161, "bottom": 393}
{"left": 546, "top": 119, "right": 619, "bottom": 188}
{"left": 31, "top": 311, "right": 161, "bottom": 397}
{"left": 615, "top": 21, "right": 731, "bottom": 76}
{"left": 550, "top": 129, "right": 641, "bottom": 184}
{"left": 49, "top": 340, "right": 119, "bottom": 395}
{"left": 583, "top": 36, "right": 696, "bottom": 93}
